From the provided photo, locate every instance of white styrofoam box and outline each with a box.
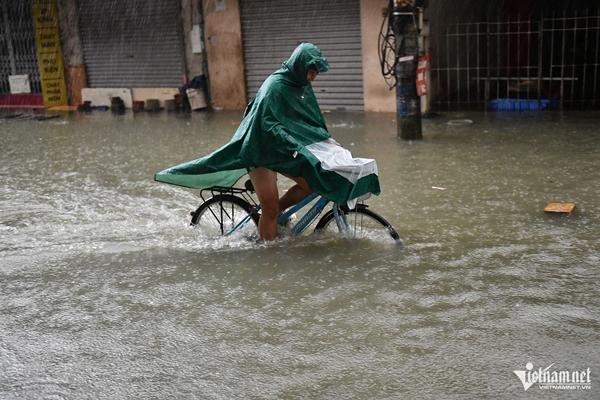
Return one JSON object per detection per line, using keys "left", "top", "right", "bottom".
{"left": 131, "top": 88, "right": 179, "bottom": 107}
{"left": 9, "top": 75, "right": 31, "bottom": 94}
{"left": 81, "top": 88, "right": 133, "bottom": 108}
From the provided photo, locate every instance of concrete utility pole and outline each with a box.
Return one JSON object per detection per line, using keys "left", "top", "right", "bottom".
{"left": 391, "top": 0, "right": 422, "bottom": 140}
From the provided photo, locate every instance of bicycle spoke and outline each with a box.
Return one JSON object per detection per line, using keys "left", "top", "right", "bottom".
{"left": 315, "top": 206, "right": 401, "bottom": 244}
{"left": 219, "top": 201, "right": 224, "bottom": 235}
{"left": 192, "top": 195, "right": 258, "bottom": 238}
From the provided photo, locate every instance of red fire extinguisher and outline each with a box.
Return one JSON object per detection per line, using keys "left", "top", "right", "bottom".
{"left": 416, "top": 54, "right": 429, "bottom": 96}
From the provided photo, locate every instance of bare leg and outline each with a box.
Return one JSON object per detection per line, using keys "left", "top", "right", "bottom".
{"left": 249, "top": 167, "right": 279, "bottom": 241}
{"left": 279, "top": 175, "right": 313, "bottom": 212}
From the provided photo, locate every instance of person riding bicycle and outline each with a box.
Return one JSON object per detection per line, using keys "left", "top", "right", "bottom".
{"left": 155, "top": 43, "right": 380, "bottom": 240}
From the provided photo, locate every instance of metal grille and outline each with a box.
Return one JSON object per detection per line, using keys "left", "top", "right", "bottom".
{"left": 78, "top": 0, "right": 185, "bottom": 88}
{"left": 431, "top": 10, "right": 600, "bottom": 110}
{"left": 240, "top": 0, "right": 364, "bottom": 111}
{"left": 0, "top": 0, "right": 41, "bottom": 94}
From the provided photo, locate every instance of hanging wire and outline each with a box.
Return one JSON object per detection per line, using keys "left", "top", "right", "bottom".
{"left": 378, "top": 3, "right": 419, "bottom": 90}
{"left": 378, "top": 6, "right": 398, "bottom": 89}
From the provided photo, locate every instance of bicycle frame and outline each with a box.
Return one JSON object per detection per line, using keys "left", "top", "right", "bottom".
{"left": 224, "top": 192, "right": 344, "bottom": 237}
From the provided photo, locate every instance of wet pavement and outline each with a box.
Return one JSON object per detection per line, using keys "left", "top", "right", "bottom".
{"left": 1, "top": 109, "right": 599, "bottom": 399}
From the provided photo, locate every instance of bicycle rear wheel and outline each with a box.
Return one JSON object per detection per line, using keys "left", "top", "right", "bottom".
{"left": 190, "top": 194, "right": 258, "bottom": 238}
{"left": 314, "top": 205, "right": 402, "bottom": 245}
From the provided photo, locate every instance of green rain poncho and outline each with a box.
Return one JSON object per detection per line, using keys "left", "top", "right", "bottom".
{"left": 155, "top": 43, "right": 380, "bottom": 206}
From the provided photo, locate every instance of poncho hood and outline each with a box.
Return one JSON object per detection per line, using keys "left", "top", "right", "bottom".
{"left": 281, "top": 42, "right": 330, "bottom": 86}
{"left": 155, "top": 43, "right": 380, "bottom": 206}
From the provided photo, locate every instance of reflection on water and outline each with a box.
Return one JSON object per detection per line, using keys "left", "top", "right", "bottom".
{"left": 1, "top": 110, "right": 599, "bottom": 398}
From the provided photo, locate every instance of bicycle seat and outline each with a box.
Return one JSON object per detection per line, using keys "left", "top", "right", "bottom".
{"left": 244, "top": 179, "right": 255, "bottom": 193}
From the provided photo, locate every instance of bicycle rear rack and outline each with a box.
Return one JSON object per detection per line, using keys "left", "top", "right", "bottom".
{"left": 199, "top": 181, "right": 258, "bottom": 208}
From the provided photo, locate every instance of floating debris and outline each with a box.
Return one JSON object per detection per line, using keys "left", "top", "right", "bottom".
{"left": 48, "top": 105, "right": 78, "bottom": 112}
{"left": 34, "top": 114, "right": 60, "bottom": 121}
{"left": 0, "top": 113, "right": 23, "bottom": 119}
{"left": 447, "top": 119, "right": 474, "bottom": 126}
{"left": 431, "top": 186, "right": 446, "bottom": 191}
{"left": 544, "top": 202, "right": 576, "bottom": 213}
{"left": 0, "top": 113, "right": 60, "bottom": 121}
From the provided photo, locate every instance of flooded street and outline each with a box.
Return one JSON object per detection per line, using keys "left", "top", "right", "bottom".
{"left": 1, "top": 110, "right": 599, "bottom": 398}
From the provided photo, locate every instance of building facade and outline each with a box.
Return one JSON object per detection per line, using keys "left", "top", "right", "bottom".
{"left": 5, "top": 0, "right": 596, "bottom": 112}
{"left": 202, "top": 0, "right": 394, "bottom": 111}
{"left": 1, "top": 0, "right": 395, "bottom": 112}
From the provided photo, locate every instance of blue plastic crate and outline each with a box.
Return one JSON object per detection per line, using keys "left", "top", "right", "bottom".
{"left": 489, "top": 98, "right": 550, "bottom": 111}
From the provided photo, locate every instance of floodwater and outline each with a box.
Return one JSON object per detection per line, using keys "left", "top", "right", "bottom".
{"left": 1, "top": 109, "right": 599, "bottom": 399}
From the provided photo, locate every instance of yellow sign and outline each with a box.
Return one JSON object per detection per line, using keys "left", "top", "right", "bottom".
{"left": 36, "top": 28, "right": 61, "bottom": 52}
{"left": 32, "top": 0, "right": 60, "bottom": 28}
{"left": 41, "top": 79, "right": 67, "bottom": 104}
{"left": 38, "top": 48, "right": 65, "bottom": 80}
{"left": 32, "top": 0, "right": 67, "bottom": 107}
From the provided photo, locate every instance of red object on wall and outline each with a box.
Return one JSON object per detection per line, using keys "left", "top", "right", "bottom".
{"left": 416, "top": 55, "right": 429, "bottom": 96}
{"left": 0, "top": 94, "right": 44, "bottom": 109}
{"left": 504, "top": 0, "right": 532, "bottom": 75}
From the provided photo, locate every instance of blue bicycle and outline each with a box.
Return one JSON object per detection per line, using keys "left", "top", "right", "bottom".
{"left": 189, "top": 179, "right": 402, "bottom": 245}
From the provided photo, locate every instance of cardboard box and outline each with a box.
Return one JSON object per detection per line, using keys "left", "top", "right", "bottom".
{"left": 186, "top": 88, "right": 207, "bottom": 110}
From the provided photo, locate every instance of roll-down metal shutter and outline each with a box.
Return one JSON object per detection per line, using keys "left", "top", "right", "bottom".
{"left": 78, "top": 0, "right": 184, "bottom": 87}
{"left": 240, "top": 0, "right": 364, "bottom": 111}
{"left": 0, "top": 0, "right": 41, "bottom": 94}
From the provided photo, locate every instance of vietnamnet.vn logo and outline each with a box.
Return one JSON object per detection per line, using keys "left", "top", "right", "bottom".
{"left": 513, "top": 362, "right": 591, "bottom": 391}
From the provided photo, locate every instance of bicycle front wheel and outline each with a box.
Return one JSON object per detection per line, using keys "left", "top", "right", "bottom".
{"left": 190, "top": 194, "right": 259, "bottom": 238}
{"left": 314, "top": 205, "right": 402, "bottom": 245}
